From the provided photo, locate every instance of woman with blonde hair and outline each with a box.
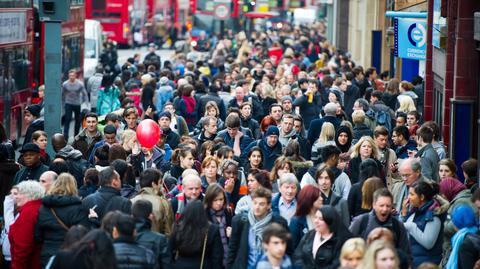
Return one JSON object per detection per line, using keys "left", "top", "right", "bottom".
{"left": 35, "top": 173, "right": 91, "bottom": 267}
{"left": 348, "top": 136, "right": 382, "bottom": 184}
{"left": 396, "top": 95, "right": 416, "bottom": 114}
{"left": 358, "top": 240, "right": 399, "bottom": 269}
{"left": 340, "top": 238, "right": 367, "bottom": 269}
{"left": 311, "top": 122, "right": 336, "bottom": 164}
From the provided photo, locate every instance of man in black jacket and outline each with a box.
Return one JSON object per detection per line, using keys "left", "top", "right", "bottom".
{"left": 132, "top": 200, "right": 169, "bottom": 269}
{"left": 13, "top": 143, "right": 49, "bottom": 184}
{"left": 227, "top": 187, "right": 290, "bottom": 269}
{"left": 83, "top": 167, "right": 132, "bottom": 221}
{"left": 112, "top": 212, "right": 158, "bottom": 269}
{"left": 307, "top": 102, "right": 341, "bottom": 145}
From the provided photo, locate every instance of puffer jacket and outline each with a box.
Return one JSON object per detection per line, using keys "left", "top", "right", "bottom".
{"left": 135, "top": 219, "right": 169, "bottom": 269}
{"left": 403, "top": 197, "right": 448, "bottom": 268}
{"left": 114, "top": 236, "right": 158, "bottom": 269}
{"left": 35, "top": 195, "right": 91, "bottom": 267}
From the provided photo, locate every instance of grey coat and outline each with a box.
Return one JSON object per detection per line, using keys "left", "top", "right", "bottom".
{"left": 415, "top": 144, "right": 440, "bottom": 182}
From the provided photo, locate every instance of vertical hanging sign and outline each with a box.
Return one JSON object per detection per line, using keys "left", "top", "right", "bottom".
{"left": 394, "top": 18, "right": 427, "bottom": 60}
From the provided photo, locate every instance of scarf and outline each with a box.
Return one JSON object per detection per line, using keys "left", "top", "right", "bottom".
{"left": 446, "top": 227, "right": 478, "bottom": 269}
{"left": 209, "top": 208, "right": 228, "bottom": 266}
{"left": 39, "top": 148, "right": 47, "bottom": 159}
{"left": 439, "top": 177, "right": 466, "bottom": 202}
{"left": 248, "top": 209, "right": 273, "bottom": 248}
{"left": 181, "top": 96, "right": 196, "bottom": 114}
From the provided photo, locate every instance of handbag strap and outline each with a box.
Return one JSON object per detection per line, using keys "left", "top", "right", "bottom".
{"left": 50, "top": 208, "right": 69, "bottom": 231}
{"left": 200, "top": 230, "right": 208, "bottom": 269}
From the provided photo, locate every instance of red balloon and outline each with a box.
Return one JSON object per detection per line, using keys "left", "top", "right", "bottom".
{"left": 136, "top": 119, "right": 161, "bottom": 149}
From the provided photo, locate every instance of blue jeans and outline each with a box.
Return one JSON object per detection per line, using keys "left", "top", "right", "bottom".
{"left": 64, "top": 103, "right": 81, "bottom": 139}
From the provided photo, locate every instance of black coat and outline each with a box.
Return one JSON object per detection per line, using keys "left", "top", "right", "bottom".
{"left": 293, "top": 93, "right": 322, "bottom": 129}
{"left": 226, "top": 214, "right": 290, "bottom": 269}
{"left": 114, "top": 236, "right": 158, "bottom": 269}
{"left": 352, "top": 124, "right": 373, "bottom": 144}
{"left": 0, "top": 160, "right": 19, "bottom": 215}
{"left": 82, "top": 186, "right": 132, "bottom": 221}
{"left": 196, "top": 92, "right": 226, "bottom": 121}
{"left": 293, "top": 230, "right": 351, "bottom": 269}
{"left": 307, "top": 115, "right": 341, "bottom": 146}
{"left": 168, "top": 224, "right": 224, "bottom": 269}
{"left": 459, "top": 233, "right": 480, "bottom": 269}
{"left": 35, "top": 195, "right": 91, "bottom": 267}
{"left": 136, "top": 219, "right": 169, "bottom": 269}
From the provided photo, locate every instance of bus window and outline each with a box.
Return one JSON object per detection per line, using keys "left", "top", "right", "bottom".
{"left": 62, "top": 35, "right": 82, "bottom": 79}
{"left": 0, "top": 46, "right": 30, "bottom": 93}
{"left": 0, "top": 0, "right": 31, "bottom": 8}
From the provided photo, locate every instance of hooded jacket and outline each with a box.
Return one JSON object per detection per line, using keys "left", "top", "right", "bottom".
{"left": 35, "top": 195, "right": 91, "bottom": 267}
{"left": 56, "top": 145, "right": 90, "bottom": 186}
{"left": 249, "top": 138, "right": 282, "bottom": 171}
{"left": 403, "top": 199, "right": 447, "bottom": 267}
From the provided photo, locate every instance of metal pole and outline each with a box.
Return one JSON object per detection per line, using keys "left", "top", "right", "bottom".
{"left": 43, "top": 22, "right": 62, "bottom": 156}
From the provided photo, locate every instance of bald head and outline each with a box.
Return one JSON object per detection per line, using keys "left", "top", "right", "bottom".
{"left": 39, "top": 171, "right": 58, "bottom": 192}
{"left": 51, "top": 133, "right": 67, "bottom": 152}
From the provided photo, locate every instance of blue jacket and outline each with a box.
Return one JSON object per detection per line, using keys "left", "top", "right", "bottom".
{"left": 394, "top": 139, "right": 417, "bottom": 159}
{"left": 406, "top": 200, "right": 443, "bottom": 268}
{"left": 289, "top": 216, "right": 309, "bottom": 250}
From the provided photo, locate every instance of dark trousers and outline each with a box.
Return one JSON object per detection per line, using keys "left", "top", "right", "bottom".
{"left": 64, "top": 103, "right": 81, "bottom": 139}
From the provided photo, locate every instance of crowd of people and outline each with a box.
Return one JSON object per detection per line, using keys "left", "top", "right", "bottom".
{"left": 1, "top": 21, "right": 480, "bottom": 269}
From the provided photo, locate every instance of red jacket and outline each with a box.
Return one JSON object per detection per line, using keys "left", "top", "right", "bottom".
{"left": 9, "top": 199, "right": 42, "bottom": 269}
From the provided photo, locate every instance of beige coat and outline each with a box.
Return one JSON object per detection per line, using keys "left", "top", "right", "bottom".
{"left": 131, "top": 187, "right": 174, "bottom": 236}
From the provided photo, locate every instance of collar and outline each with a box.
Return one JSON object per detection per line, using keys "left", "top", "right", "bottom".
{"left": 279, "top": 196, "right": 296, "bottom": 207}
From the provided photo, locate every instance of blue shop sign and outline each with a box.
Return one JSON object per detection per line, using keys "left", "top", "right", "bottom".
{"left": 394, "top": 18, "right": 427, "bottom": 60}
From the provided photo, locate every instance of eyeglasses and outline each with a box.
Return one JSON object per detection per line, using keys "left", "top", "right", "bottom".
{"left": 400, "top": 174, "right": 412, "bottom": 178}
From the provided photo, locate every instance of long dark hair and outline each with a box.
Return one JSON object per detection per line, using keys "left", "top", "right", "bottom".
{"left": 359, "top": 158, "right": 381, "bottom": 182}
{"left": 71, "top": 229, "right": 116, "bottom": 269}
{"left": 171, "top": 200, "right": 210, "bottom": 255}
{"left": 318, "top": 205, "right": 352, "bottom": 243}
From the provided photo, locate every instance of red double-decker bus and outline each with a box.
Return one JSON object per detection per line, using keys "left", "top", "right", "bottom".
{"left": 0, "top": 1, "right": 35, "bottom": 143}
{"left": 0, "top": 0, "right": 84, "bottom": 144}
{"left": 34, "top": 0, "right": 85, "bottom": 85}
{"left": 85, "top": 0, "right": 148, "bottom": 47}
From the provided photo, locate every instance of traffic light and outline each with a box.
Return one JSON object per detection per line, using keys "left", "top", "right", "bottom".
{"left": 38, "top": 0, "right": 70, "bottom": 22}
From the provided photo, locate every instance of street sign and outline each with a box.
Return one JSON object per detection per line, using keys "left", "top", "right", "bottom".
{"left": 214, "top": 3, "right": 230, "bottom": 20}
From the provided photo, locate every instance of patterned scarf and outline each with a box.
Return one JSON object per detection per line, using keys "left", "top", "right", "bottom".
{"left": 209, "top": 208, "right": 228, "bottom": 266}
{"left": 248, "top": 210, "right": 273, "bottom": 248}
